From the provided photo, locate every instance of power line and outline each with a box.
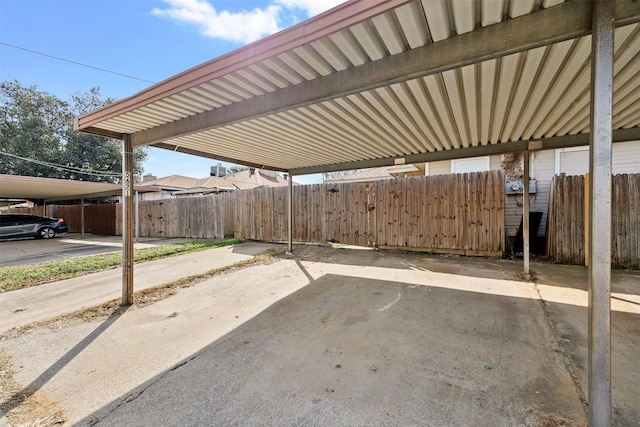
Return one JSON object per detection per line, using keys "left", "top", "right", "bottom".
{"left": 0, "top": 42, "right": 157, "bottom": 84}
{"left": 1, "top": 151, "right": 122, "bottom": 178}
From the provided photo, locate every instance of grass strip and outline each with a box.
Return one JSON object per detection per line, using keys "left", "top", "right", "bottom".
{"left": 0, "top": 238, "right": 242, "bottom": 291}
{"left": 0, "top": 249, "right": 283, "bottom": 425}
{"left": 0, "top": 248, "right": 284, "bottom": 341}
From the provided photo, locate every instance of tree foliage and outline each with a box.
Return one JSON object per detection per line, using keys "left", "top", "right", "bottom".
{"left": 227, "top": 165, "right": 249, "bottom": 174}
{"left": 322, "top": 169, "right": 366, "bottom": 182}
{"left": 0, "top": 80, "right": 146, "bottom": 183}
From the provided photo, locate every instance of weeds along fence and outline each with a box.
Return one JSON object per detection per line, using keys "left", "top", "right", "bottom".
{"left": 546, "top": 173, "right": 639, "bottom": 269}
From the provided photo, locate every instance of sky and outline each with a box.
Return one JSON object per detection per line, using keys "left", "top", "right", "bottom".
{"left": 0, "top": 0, "right": 347, "bottom": 184}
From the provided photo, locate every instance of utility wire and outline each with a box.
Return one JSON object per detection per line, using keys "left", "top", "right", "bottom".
{"left": 0, "top": 42, "right": 157, "bottom": 84}
{"left": 1, "top": 151, "right": 122, "bottom": 178}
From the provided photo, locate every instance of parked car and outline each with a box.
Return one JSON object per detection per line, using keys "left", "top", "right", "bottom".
{"left": 0, "top": 214, "right": 69, "bottom": 239}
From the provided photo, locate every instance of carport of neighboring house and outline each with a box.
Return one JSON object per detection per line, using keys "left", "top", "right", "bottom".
{"left": 0, "top": 174, "right": 160, "bottom": 238}
{"left": 74, "top": 1, "right": 640, "bottom": 425}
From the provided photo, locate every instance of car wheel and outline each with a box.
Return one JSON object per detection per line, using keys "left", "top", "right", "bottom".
{"left": 38, "top": 227, "right": 56, "bottom": 239}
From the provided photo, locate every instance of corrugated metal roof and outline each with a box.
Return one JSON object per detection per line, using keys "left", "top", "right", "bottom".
{"left": 76, "top": 0, "right": 640, "bottom": 174}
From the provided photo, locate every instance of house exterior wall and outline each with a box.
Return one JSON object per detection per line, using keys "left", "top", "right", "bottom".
{"left": 505, "top": 140, "right": 640, "bottom": 241}
{"left": 427, "top": 160, "right": 452, "bottom": 176}
{"left": 138, "top": 191, "right": 174, "bottom": 201}
{"left": 504, "top": 149, "right": 556, "bottom": 240}
{"left": 425, "top": 142, "right": 638, "bottom": 247}
{"left": 611, "top": 140, "right": 640, "bottom": 174}
{"left": 554, "top": 140, "right": 640, "bottom": 176}
{"left": 426, "top": 154, "right": 501, "bottom": 176}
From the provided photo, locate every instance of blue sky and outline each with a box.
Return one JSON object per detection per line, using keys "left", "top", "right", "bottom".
{"left": 1, "top": 0, "right": 346, "bottom": 184}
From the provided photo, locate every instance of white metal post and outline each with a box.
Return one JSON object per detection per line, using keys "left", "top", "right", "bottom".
{"left": 135, "top": 190, "right": 139, "bottom": 243}
{"left": 588, "top": 2, "right": 613, "bottom": 425}
{"left": 287, "top": 174, "right": 293, "bottom": 253}
{"left": 523, "top": 151, "right": 530, "bottom": 275}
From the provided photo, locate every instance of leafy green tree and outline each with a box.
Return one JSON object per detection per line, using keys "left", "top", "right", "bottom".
{"left": 227, "top": 165, "right": 249, "bottom": 174}
{"left": 0, "top": 81, "right": 69, "bottom": 177}
{"left": 0, "top": 80, "right": 147, "bottom": 183}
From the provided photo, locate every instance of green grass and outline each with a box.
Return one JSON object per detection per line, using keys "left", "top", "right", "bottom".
{"left": 0, "top": 238, "right": 242, "bottom": 292}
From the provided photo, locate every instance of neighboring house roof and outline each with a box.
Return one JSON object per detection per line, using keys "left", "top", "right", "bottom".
{"left": 138, "top": 175, "right": 202, "bottom": 190}
{"left": 139, "top": 169, "right": 295, "bottom": 191}
{"left": 171, "top": 187, "right": 236, "bottom": 196}
{"left": 213, "top": 169, "right": 293, "bottom": 189}
{"left": 325, "top": 164, "right": 420, "bottom": 184}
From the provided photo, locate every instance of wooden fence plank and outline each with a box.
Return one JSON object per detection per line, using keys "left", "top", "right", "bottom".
{"left": 546, "top": 173, "right": 638, "bottom": 268}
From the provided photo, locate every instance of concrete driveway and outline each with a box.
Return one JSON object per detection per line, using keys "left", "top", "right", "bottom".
{"left": 0, "top": 234, "right": 192, "bottom": 267}
{"left": 0, "top": 246, "right": 638, "bottom": 426}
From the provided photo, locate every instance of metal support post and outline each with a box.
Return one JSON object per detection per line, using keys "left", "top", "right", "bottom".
{"left": 122, "top": 135, "right": 134, "bottom": 305}
{"left": 523, "top": 151, "right": 530, "bottom": 275}
{"left": 135, "top": 190, "right": 139, "bottom": 243}
{"left": 588, "top": 1, "right": 613, "bottom": 425}
{"left": 81, "top": 196, "right": 85, "bottom": 239}
{"left": 287, "top": 174, "right": 293, "bottom": 253}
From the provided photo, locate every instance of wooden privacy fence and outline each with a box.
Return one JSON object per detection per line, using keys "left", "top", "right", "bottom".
{"left": 546, "top": 173, "right": 639, "bottom": 269}
{"left": 115, "top": 193, "right": 235, "bottom": 239}
{"left": 235, "top": 171, "right": 505, "bottom": 256}
{"left": 57, "top": 204, "right": 117, "bottom": 235}
{"left": 8, "top": 204, "right": 116, "bottom": 235}
{"left": 6, "top": 171, "right": 505, "bottom": 257}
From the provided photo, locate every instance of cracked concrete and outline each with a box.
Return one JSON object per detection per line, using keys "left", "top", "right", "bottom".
{"left": 1, "top": 245, "right": 638, "bottom": 426}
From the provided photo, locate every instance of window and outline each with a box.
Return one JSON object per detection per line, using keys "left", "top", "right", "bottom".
{"left": 555, "top": 147, "right": 589, "bottom": 175}
{"left": 451, "top": 156, "right": 490, "bottom": 174}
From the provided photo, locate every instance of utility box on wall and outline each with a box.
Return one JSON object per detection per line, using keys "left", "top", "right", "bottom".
{"left": 505, "top": 180, "right": 537, "bottom": 195}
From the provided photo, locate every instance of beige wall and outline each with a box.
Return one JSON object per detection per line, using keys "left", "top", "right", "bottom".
{"left": 426, "top": 155, "right": 501, "bottom": 176}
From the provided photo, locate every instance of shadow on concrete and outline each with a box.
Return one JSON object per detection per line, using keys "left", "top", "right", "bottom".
{"left": 78, "top": 273, "right": 594, "bottom": 426}
{"left": 292, "top": 244, "right": 640, "bottom": 297}
{"left": 539, "top": 297, "right": 640, "bottom": 425}
{"left": 0, "top": 306, "right": 129, "bottom": 416}
{"left": 230, "top": 241, "right": 283, "bottom": 257}
{"left": 533, "top": 261, "right": 640, "bottom": 297}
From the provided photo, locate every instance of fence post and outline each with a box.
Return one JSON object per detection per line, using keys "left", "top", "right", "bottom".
{"left": 81, "top": 196, "right": 85, "bottom": 239}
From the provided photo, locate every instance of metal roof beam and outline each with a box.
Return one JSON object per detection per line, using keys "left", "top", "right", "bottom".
{"left": 289, "top": 127, "right": 640, "bottom": 175}
{"left": 130, "top": 0, "right": 640, "bottom": 148}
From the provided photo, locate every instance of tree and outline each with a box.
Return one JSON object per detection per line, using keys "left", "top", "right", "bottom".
{"left": 0, "top": 81, "right": 147, "bottom": 183}
{"left": 322, "top": 169, "right": 366, "bottom": 182}
{"left": 0, "top": 81, "right": 69, "bottom": 177}
{"left": 227, "top": 165, "right": 249, "bottom": 174}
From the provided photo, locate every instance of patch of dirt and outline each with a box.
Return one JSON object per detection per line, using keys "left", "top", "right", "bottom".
{"left": 539, "top": 411, "right": 585, "bottom": 427}
{"left": 0, "top": 350, "right": 67, "bottom": 426}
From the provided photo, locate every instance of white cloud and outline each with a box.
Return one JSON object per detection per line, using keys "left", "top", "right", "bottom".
{"left": 152, "top": 0, "right": 348, "bottom": 44}
{"left": 275, "top": 0, "right": 346, "bottom": 16}
{"left": 152, "top": 0, "right": 282, "bottom": 44}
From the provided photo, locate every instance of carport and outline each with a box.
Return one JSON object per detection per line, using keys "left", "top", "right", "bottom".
{"left": 74, "top": 1, "right": 640, "bottom": 424}
{"left": 0, "top": 174, "right": 159, "bottom": 239}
